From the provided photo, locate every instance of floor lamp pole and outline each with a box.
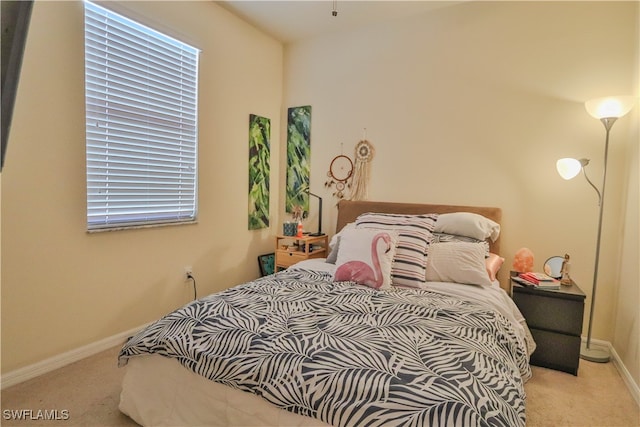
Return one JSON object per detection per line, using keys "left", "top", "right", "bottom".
{"left": 580, "top": 117, "right": 615, "bottom": 363}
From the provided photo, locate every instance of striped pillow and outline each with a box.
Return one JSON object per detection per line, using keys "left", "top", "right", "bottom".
{"left": 355, "top": 212, "right": 438, "bottom": 288}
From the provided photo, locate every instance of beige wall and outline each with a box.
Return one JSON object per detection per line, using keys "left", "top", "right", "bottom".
{"left": 613, "top": 117, "right": 639, "bottom": 386}
{"left": 613, "top": 19, "right": 639, "bottom": 385}
{"left": 1, "top": 1, "right": 283, "bottom": 372}
{"left": 283, "top": 0, "right": 638, "bottom": 381}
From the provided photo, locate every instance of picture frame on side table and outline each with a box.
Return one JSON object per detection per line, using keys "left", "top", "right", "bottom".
{"left": 258, "top": 253, "right": 275, "bottom": 276}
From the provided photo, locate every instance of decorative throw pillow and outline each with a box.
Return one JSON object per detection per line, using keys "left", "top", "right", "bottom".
{"left": 355, "top": 212, "right": 438, "bottom": 288}
{"left": 333, "top": 228, "right": 398, "bottom": 290}
{"left": 486, "top": 252, "right": 505, "bottom": 282}
{"left": 326, "top": 222, "right": 356, "bottom": 264}
{"left": 425, "top": 242, "right": 493, "bottom": 287}
{"left": 434, "top": 212, "right": 500, "bottom": 242}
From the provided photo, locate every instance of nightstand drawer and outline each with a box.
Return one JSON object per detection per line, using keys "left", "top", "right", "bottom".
{"left": 276, "top": 250, "right": 308, "bottom": 268}
{"left": 275, "top": 249, "right": 325, "bottom": 269}
{"left": 513, "top": 292, "right": 583, "bottom": 336}
{"left": 529, "top": 328, "right": 581, "bottom": 375}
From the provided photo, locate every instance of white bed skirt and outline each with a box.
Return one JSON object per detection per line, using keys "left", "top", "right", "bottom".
{"left": 119, "top": 354, "right": 332, "bottom": 427}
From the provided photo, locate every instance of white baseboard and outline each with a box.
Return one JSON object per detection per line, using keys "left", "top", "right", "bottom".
{"left": 583, "top": 337, "right": 640, "bottom": 407}
{"left": 1, "top": 323, "right": 148, "bottom": 390}
{"left": 609, "top": 344, "right": 640, "bottom": 407}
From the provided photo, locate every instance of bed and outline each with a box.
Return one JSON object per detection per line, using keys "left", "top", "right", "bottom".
{"left": 118, "top": 200, "right": 535, "bottom": 427}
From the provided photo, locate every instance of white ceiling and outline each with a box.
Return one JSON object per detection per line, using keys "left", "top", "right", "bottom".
{"left": 216, "top": 1, "right": 459, "bottom": 44}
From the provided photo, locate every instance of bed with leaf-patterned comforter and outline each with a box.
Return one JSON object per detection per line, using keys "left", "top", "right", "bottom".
{"left": 118, "top": 266, "right": 532, "bottom": 427}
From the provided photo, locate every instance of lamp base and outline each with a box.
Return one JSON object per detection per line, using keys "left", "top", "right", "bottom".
{"left": 580, "top": 342, "right": 610, "bottom": 363}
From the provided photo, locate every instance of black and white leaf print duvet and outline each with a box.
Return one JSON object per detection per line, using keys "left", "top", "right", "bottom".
{"left": 119, "top": 268, "right": 531, "bottom": 427}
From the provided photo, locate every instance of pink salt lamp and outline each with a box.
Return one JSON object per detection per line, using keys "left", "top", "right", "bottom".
{"left": 512, "top": 247, "right": 534, "bottom": 273}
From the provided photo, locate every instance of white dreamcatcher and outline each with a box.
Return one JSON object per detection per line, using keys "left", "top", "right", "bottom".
{"left": 350, "top": 137, "right": 375, "bottom": 201}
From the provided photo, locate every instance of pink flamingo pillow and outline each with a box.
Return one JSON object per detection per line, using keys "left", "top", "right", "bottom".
{"left": 333, "top": 228, "right": 398, "bottom": 290}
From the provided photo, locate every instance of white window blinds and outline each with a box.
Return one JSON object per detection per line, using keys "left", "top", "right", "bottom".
{"left": 84, "top": 1, "right": 199, "bottom": 231}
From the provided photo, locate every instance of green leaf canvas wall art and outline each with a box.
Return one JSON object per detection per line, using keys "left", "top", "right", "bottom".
{"left": 248, "top": 114, "right": 270, "bottom": 230}
{"left": 286, "top": 105, "right": 311, "bottom": 214}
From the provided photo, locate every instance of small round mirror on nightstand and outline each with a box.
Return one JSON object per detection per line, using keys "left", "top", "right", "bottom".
{"left": 543, "top": 256, "right": 564, "bottom": 279}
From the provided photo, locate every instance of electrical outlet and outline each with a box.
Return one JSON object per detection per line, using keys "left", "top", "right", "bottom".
{"left": 184, "top": 266, "right": 193, "bottom": 281}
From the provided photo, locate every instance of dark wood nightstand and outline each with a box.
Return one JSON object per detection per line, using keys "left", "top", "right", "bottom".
{"left": 511, "top": 274, "right": 586, "bottom": 375}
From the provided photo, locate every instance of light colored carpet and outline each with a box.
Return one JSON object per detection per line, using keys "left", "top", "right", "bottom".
{"left": 1, "top": 345, "right": 639, "bottom": 426}
{"left": 526, "top": 362, "right": 639, "bottom": 427}
{"left": 1, "top": 346, "right": 136, "bottom": 427}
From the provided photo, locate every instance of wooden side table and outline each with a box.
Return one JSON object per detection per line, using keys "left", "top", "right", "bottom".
{"left": 275, "top": 234, "right": 328, "bottom": 271}
{"left": 511, "top": 274, "right": 586, "bottom": 375}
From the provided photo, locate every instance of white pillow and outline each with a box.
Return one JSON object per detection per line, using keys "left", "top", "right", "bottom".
{"left": 329, "top": 222, "right": 355, "bottom": 249}
{"left": 434, "top": 212, "right": 500, "bottom": 242}
{"left": 326, "top": 222, "right": 356, "bottom": 264}
{"left": 333, "top": 228, "right": 398, "bottom": 290}
{"left": 425, "top": 242, "right": 492, "bottom": 287}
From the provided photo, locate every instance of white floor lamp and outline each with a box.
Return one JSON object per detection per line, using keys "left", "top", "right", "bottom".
{"left": 556, "top": 96, "right": 635, "bottom": 363}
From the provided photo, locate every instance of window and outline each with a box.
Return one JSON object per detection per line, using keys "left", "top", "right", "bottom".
{"left": 84, "top": 1, "right": 199, "bottom": 231}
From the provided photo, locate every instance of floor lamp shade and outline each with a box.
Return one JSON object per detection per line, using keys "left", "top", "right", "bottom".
{"left": 557, "top": 158, "right": 588, "bottom": 180}
{"left": 584, "top": 96, "right": 635, "bottom": 119}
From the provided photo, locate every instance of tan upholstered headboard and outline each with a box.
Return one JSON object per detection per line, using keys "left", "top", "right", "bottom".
{"left": 335, "top": 200, "right": 506, "bottom": 290}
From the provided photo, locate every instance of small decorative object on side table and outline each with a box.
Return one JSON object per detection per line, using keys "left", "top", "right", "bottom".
{"left": 275, "top": 234, "right": 328, "bottom": 271}
{"left": 511, "top": 271, "right": 586, "bottom": 375}
{"left": 560, "top": 253, "right": 572, "bottom": 285}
